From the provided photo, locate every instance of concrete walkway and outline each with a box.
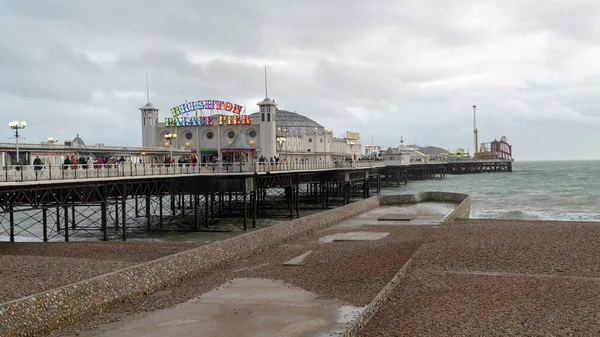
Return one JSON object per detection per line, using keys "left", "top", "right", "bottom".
{"left": 60, "top": 202, "right": 453, "bottom": 337}
{"left": 77, "top": 278, "right": 361, "bottom": 337}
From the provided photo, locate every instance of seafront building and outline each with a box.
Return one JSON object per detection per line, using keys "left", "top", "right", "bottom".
{"left": 140, "top": 96, "right": 362, "bottom": 164}
{"left": 1, "top": 96, "right": 362, "bottom": 166}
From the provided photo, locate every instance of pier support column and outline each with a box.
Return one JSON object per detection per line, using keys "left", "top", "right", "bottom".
{"left": 114, "top": 199, "right": 119, "bottom": 230}
{"left": 285, "top": 186, "right": 293, "bottom": 219}
{"left": 194, "top": 194, "right": 199, "bottom": 231}
{"left": 295, "top": 185, "right": 300, "bottom": 218}
{"left": 210, "top": 192, "right": 215, "bottom": 220}
{"left": 181, "top": 195, "right": 185, "bottom": 217}
{"left": 56, "top": 207, "right": 61, "bottom": 232}
{"left": 159, "top": 196, "right": 163, "bottom": 230}
{"left": 343, "top": 183, "right": 350, "bottom": 205}
{"left": 204, "top": 193, "right": 209, "bottom": 228}
{"left": 63, "top": 206, "right": 69, "bottom": 242}
{"left": 9, "top": 207, "right": 14, "bottom": 243}
{"left": 314, "top": 182, "right": 319, "bottom": 205}
{"left": 170, "top": 195, "right": 175, "bottom": 216}
{"left": 42, "top": 204, "right": 48, "bottom": 242}
{"left": 219, "top": 192, "right": 224, "bottom": 218}
{"left": 250, "top": 191, "right": 256, "bottom": 228}
{"left": 121, "top": 184, "right": 127, "bottom": 241}
{"left": 146, "top": 195, "right": 151, "bottom": 231}
{"left": 101, "top": 201, "right": 108, "bottom": 241}
{"left": 135, "top": 197, "right": 139, "bottom": 218}
{"left": 325, "top": 181, "right": 330, "bottom": 208}
{"left": 71, "top": 206, "right": 76, "bottom": 230}
{"left": 243, "top": 192, "right": 247, "bottom": 231}
{"left": 322, "top": 183, "right": 326, "bottom": 208}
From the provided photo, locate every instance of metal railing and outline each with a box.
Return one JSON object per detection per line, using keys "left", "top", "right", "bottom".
{"left": 0, "top": 160, "right": 386, "bottom": 183}
{"left": 446, "top": 158, "right": 514, "bottom": 163}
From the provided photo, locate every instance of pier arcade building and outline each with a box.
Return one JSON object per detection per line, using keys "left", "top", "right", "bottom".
{"left": 140, "top": 97, "right": 362, "bottom": 163}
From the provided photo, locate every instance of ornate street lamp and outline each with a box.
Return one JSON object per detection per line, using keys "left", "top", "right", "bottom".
{"left": 8, "top": 121, "right": 26, "bottom": 165}
{"left": 164, "top": 132, "right": 177, "bottom": 161}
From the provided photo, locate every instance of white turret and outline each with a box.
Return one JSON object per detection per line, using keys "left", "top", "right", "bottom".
{"left": 258, "top": 97, "right": 277, "bottom": 160}
{"left": 139, "top": 102, "right": 159, "bottom": 147}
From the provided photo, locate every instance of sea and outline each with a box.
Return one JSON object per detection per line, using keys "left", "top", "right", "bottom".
{"left": 384, "top": 160, "right": 600, "bottom": 222}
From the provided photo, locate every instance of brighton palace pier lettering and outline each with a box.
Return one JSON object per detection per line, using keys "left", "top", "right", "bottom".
{"left": 170, "top": 100, "right": 244, "bottom": 117}
{"left": 166, "top": 99, "right": 250, "bottom": 127}
{"left": 165, "top": 115, "right": 251, "bottom": 127}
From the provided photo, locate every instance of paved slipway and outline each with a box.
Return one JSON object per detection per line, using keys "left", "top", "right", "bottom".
{"left": 43, "top": 202, "right": 452, "bottom": 337}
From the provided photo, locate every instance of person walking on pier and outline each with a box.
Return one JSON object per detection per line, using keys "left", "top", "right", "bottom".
{"left": 33, "top": 156, "right": 43, "bottom": 171}
{"left": 63, "top": 156, "right": 71, "bottom": 170}
{"left": 95, "top": 157, "right": 104, "bottom": 169}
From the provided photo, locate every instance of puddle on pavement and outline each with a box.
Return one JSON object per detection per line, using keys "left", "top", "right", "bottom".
{"left": 81, "top": 278, "right": 363, "bottom": 337}
{"left": 319, "top": 231, "right": 390, "bottom": 243}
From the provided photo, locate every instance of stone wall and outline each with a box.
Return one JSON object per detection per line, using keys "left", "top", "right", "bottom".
{"left": 0, "top": 191, "right": 471, "bottom": 337}
{"left": 378, "top": 191, "right": 471, "bottom": 221}
{"left": 343, "top": 248, "right": 419, "bottom": 337}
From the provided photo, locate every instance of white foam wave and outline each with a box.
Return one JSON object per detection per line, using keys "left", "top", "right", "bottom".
{"left": 471, "top": 209, "right": 600, "bottom": 222}
{"left": 0, "top": 236, "right": 41, "bottom": 242}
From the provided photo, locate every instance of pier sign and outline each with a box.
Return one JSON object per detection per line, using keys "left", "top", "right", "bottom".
{"left": 170, "top": 100, "right": 244, "bottom": 117}
{"left": 165, "top": 114, "right": 251, "bottom": 127}
{"left": 166, "top": 99, "right": 250, "bottom": 127}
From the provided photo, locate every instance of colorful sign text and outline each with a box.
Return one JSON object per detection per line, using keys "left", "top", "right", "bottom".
{"left": 165, "top": 114, "right": 251, "bottom": 127}
{"left": 171, "top": 100, "right": 243, "bottom": 117}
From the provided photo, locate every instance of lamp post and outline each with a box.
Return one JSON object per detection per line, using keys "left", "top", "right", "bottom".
{"left": 164, "top": 132, "right": 177, "bottom": 163}
{"left": 8, "top": 121, "right": 26, "bottom": 165}
{"left": 47, "top": 137, "right": 58, "bottom": 144}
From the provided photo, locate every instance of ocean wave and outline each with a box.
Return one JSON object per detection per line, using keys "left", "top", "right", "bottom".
{"left": 471, "top": 209, "right": 600, "bottom": 222}
{"left": 0, "top": 236, "right": 41, "bottom": 242}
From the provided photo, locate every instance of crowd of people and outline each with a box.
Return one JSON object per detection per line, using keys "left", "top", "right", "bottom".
{"left": 60, "top": 155, "right": 127, "bottom": 169}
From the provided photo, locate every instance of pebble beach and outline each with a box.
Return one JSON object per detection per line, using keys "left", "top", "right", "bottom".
{"left": 4, "top": 217, "right": 600, "bottom": 336}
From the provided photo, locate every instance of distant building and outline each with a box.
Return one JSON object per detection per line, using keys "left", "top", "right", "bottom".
{"left": 478, "top": 136, "right": 513, "bottom": 160}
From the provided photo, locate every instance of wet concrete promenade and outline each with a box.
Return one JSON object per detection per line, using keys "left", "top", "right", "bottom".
{"left": 56, "top": 202, "right": 452, "bottom": 337}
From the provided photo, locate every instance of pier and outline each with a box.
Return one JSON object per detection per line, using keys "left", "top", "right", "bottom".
{"left": 0, "top": 159, "right": 513, "bottom": 242}
{"left": 0, "top": 161, "right": 383, "bottom": 242}
{"left": 446, "top": 158, "right": 513, "bottom": 174}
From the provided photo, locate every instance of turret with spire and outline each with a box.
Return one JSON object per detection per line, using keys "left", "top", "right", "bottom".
{"left": 258, "top": 67, "right": 278, "bottom": 160}
{"left": 139, "top": 73, "right": 159, "bottom": 147}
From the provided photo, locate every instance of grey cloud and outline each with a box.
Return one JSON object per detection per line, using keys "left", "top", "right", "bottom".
{"left": 1, "top": 0, "right": 600, "bottom": 160}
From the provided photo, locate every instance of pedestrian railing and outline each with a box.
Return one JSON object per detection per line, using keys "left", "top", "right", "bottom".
{"left": 1, "top": 161, "right": 386, "bottom": 183}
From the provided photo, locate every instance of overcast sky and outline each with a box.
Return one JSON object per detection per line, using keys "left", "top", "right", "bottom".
{"left": 2, "top": 1, "right": 600, "bottom": 160}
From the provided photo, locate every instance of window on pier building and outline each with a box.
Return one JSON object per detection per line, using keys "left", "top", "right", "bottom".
{"left": 267, "top": 113, "right": 271, "bottom": 121}
{"left": 261, "top": 113, "right": 265, "bottom": 121}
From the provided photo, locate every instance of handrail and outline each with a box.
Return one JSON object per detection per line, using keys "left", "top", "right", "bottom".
{"left": 0, "top": 158, "right": 511, "bottom": 183}
{"left": 0, "top": 161, "right": 387, "bottom": 183}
